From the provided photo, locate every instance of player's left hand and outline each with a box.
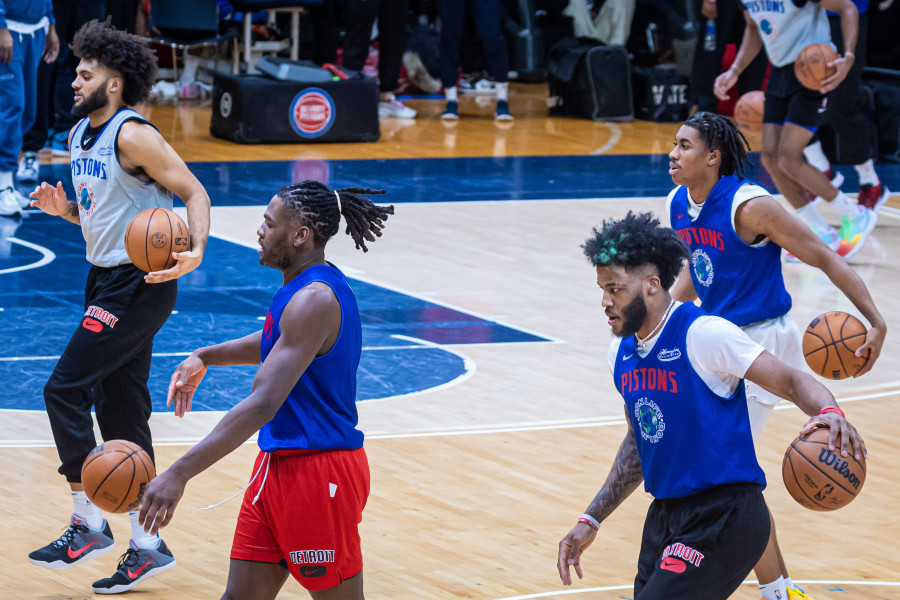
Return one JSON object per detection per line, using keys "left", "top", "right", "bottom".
{"left": 819, "top": 53, "right": 854, "bottom": 94}
{"left": 143, "top": 249, "right": 203, "bottom": 283}
{"left": 139, "top": 469, "right": 186, "bottom": 535}
{"left": 799, "top": 415, "right": 867, "bottom": 460}
{"left": 852, "top": 323, "right": 884, "bottom": 377}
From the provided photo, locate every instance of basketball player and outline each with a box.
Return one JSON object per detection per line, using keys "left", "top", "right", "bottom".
{"left": 713, "top": 0, "right": 877, "bottom": 260}
{"left": 666, "top": 112, "right": 885, "bottom": 600}
{"left": 557, "top": 211, "right": 866, "bottom": 600}
{"left": 138, "top": 182, "right": 393, "bottom": 600}
{"left": 25, "top": 20, "right": 211, "bottom": 594}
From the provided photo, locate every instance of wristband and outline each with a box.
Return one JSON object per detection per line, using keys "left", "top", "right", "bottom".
{"left": 819, "top": 406, "right": 846, "bottom": 418}
{"left": 579, "top": 514, "right": 600, "bottom": 530}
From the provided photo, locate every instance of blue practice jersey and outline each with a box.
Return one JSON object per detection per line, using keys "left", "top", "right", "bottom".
{"left": 670, "top": 175, "right": 792, "bottom": 327}
{"left": 613, "top": 303, "right": 766, "bottom": 499}
{"left": 258, "top": 263, "right": 364, "bottom": 452}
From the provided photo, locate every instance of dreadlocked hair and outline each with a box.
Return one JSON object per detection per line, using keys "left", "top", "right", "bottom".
{"left": 582, "top": 211, "right": 689, "bottom": 290}
{"left": 71, "top": 19, "right": 157, "bottom": 106}
{"left": 277, "top": 180, "right": 395, "bottom": 252}
{"left": 683, "top": 112, "right": 753, "bottom": 178}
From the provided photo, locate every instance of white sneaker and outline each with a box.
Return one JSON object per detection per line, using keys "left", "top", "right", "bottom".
{"left": 0, "top": 187, "right": 22, "bottom": 217}
{"left": 17, "top": 151, "right": 38, "bottom": 182}
{"left": 378, "top": 99, "right": 417, "bottom": 118}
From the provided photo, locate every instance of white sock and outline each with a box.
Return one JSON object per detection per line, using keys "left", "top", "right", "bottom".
{"left": 129, "top": 510, "right": 161, "bottom": 549}
{"left": 72, "top": 490, "right": 105, "bottom": 531}
{"left": 759, "top": 576, "right": 787, "bottom": 600}
{"left": 784, "top": 577, "right": 795, "bottom": 590}
{"left": 445, "top": 86, "right": 458, "bottom": 102}
{"left": 495, "top": 81, "right": 509, "bottom": 101}
{"left": 831, "top": 190, "right": 859, "bottom": 217}
{"left": 796, "top": 202, "right": 830, "bottom": 231}
{"left": 854, "top": 159, "right": 879, "bottom": 187}
{"left": 0, "top": 171, "right": 13, "bottom": 190}
{"left": 803, "top": 141, "right": 830, "bottom": 172}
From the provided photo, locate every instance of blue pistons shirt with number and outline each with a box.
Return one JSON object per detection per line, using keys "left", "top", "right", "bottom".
{"left": 669, "top": 175, "right": 791, "bottom": 327}
{"left": 613, "top": 303, "right": 766, "bottom": 499}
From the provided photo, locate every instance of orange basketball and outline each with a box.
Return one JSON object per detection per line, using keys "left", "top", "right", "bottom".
{"left": 82, "top": 440, "right": 156, "bottom": 513}
{"left": 733, "top": 91, "right": 765, "bottom": 134}
{"left": 802, "top": 311, "right": 868, "bottom": 379}
{"left": 124, "top": 208, "right": 190, "bottom": 272}
{"left": 794, "top": 43, "right": 838, "bottom": 91}
{"left": 782, "top": 427, "right": 865, "bottom": 511}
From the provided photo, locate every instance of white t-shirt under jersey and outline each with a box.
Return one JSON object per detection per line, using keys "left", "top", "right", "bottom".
{"left": 607, "top": 304, "right": 766, "bottom": 397}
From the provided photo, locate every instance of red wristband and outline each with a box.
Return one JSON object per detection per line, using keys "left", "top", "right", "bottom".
{"left": 819, "top": 406, "right": 846, "bottom": 419}
{"left": 578, "top": 515, "right": 600, "bottom": 531}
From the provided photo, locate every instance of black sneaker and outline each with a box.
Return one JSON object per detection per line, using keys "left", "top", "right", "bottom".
{"left": 92, "top": 539, "right": 176, "bottom": 594}
{"left": 28, "top": 516, "right": 115, "bottom": 569}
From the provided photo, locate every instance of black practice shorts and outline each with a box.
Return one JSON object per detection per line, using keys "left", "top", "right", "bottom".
{"left": 633, "top": 483, "right": 771, "bottom": 600}
{"left": 764, "top": 64, "right": 828, "bottom": 131}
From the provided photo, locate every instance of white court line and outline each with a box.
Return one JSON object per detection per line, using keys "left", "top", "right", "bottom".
{"left": 879, "top": 205, "right": 900, "bottom": 219}
{"left": 492, "top": 580, "right": 900, "bottom": 600}
{"left": 590, "top": 123, "right": 622, "bottom": 155}
{"left": 0, "top": 237, "right": 56, "bottom": 275}
{"left": 207, "top": 231, "right": 567, "bottom": 345}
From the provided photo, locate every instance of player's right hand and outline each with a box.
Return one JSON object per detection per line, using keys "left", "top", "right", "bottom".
{"left": 557, "top": 522, "right": 598, "bottom": 586}
{"left": 167, "top": 354, "right": 208, "bottom": 418}
{"left": 713, "top": 69, "right": 738, "bottom": 101}
{"left": 29, "top": 181, "right": 69, "bottom": 216}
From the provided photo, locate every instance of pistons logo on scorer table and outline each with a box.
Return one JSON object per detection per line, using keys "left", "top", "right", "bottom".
{"left": 289, "top": 89, "right": 336, "bottom": 139}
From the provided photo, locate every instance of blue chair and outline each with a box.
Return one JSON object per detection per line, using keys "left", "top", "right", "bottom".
{"left": 150, "top": 0, "right": 239, "bottom": 83}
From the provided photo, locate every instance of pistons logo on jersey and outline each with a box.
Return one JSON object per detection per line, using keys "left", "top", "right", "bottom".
{"left": 76, "top": 182, "right": 97, "bottom": 215}
{"left": 263, "top": 310, "right": 274, "bottom": 340}
{"left": 691, "top": 248, "right": 714, "bottom": 287}
{"left": 634, "top": 397, "right": 665, "bottom": 443}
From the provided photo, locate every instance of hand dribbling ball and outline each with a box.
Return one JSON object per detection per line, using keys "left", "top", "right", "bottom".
{"left": 125, "top": 208, "right": 190, "bottom": 272}
{"left": 794, "top": 43, "right": 838, "bottom": 91}
{"left": 82, "top": 439, "right": 156, "bottom": 513}
{"left": 733, "top": 91, "right": 765, "bottom": 134}
{"left": 802, "top": 311, "right": 868, "bottom": 379}
{"left": 782, "top": 427, "right": 865, "bottom": 511}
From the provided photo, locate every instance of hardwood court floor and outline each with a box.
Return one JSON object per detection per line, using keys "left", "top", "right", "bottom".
{"left": 5, "top": 84, "right": 900, "bottom": 599}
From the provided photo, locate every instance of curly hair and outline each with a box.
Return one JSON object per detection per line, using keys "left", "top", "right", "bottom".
{"left": 277, "top": 181, "right": 395, "bottom": 252}
{"left": 683, "top": 112, "right": 753, "bottom": 178}
{"left": 71, "top": 19, "right": 157, "bottom": 106}
{"left": 582, "top": 211, "right": 689, "bottom": 289}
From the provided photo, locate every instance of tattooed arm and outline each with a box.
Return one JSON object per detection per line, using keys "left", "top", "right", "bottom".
{"left": 557, "top": 410, "right": 643, "bottom": 585}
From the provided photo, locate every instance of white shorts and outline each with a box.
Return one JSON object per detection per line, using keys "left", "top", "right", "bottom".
{"left": 742, "top": 314, "right": 805, "bottom": 441}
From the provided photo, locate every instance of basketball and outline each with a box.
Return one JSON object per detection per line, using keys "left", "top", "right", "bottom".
{"left": 125, "top": 208, "right": 190, "bottom": 272}
{"left": 782, "top": 427, "right": 866, "bottom": 511}
{"left": 81, "top": 440, "right": 156, "bottom": 513}
{"left": 733, "top": 91, "right": 765, "bottom": 134}
{"left": 794, "top": 43, "right": 838, "bottom": 91}
{"left": 802, "top": 311, "right": 868, "bottom": 379}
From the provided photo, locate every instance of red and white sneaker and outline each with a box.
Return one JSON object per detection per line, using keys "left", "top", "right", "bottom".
{"left": 857, "top": 182, "right": 890, "bottom": 213}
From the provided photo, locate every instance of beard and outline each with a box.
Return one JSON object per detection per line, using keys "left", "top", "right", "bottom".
{"left": 72, "top": 84, "right": 110, "bottom": 118}
{"left": 615, "top": 293, "right": 648, "bottom": 338}
{"left": 258, "top": 247, "right": 291, "bottom": 270}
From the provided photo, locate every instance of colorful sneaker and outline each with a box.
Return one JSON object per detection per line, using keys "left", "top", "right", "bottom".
{"left": 441, "top": 100, "right": 459, "bottom": 120}
{"left": 17, "top": 151, "right": 38, "bottom": 183}
{"left": 495, "top": 99, "right": 513, "bottom": 121}
{"left": 787, "top": 585, "right": 813, "bottom": 599}
{"left": 378, "top": 98, "right": 417, "bottom": 118}
{"left": 857, "top": 182, "right": 890, "bottom": 213}
{"left": 837, "top": 206, "right": 877, "bottom": 259}
{"left": 805, "top": 167, "right": 844, "bottom": 205}
{"left": 28, "top": 516, "right": 115, "bottom": 569}
{"left": 92, "top": 539, "right": 176, "bottom": 594}
{"left": 784, "top": 225, "right": 840, "bottom": 262}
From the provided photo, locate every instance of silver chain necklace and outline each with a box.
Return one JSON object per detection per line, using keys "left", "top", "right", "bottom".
{"left": 635, "top": 299, "right": 676, "bottom": 351}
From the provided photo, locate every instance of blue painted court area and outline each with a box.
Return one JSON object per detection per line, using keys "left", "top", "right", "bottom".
{"left": 0, "top": 213, "right": 549, "bottom": 412}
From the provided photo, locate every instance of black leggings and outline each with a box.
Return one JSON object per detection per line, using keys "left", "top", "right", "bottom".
{"left": 44, "top": 264, "right": 176, "bottom": 482}
{"left": 438, "top": 0, "right": 509, "bottom": 88}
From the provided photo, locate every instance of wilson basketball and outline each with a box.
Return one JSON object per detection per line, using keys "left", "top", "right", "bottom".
{"left": 802, "top": 311, "right": 868, "bottom": 379}
{"left": 782, "top": 427, "right": 866, "bottom": 511}
{"left": 125, "top": 208, "right": 190, "bottom": 272}
{"left": 82, "top": 440, "right": 156, "bottom": 513}
{"left": 794, "top": 43, "right": 838, "bottom": 91}
{"left": 733, "top": 91, "right": 765, "bottom": 134}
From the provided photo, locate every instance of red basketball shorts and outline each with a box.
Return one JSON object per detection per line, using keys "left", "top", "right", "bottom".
{"left": 231, "top": 447, "right": 370, "bottom": 591}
